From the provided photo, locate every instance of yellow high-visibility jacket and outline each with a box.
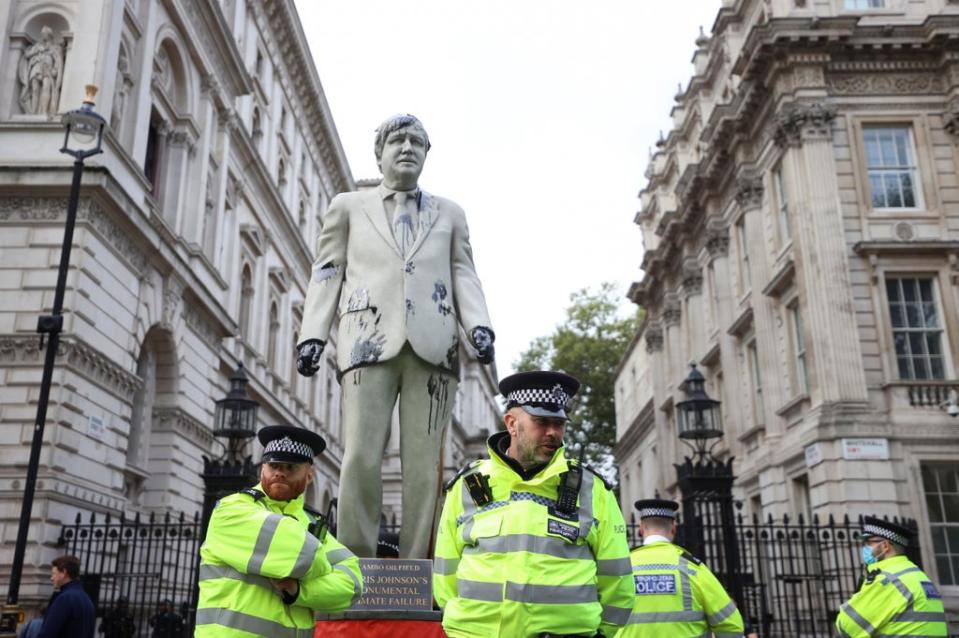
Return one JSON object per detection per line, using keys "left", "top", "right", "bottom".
{"left": 196, "top": 485, "right": 363, "bottom": 637}
{"left": 836, "top": 555, "right": 947, "bottom": 637}
{"left": 616, "top": 539, "right": 744, "bottom": 637}
{"left": 433, "top": 433, "right": 634, "bottom": 638}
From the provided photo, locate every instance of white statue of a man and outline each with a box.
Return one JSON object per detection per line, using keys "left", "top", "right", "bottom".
{"left": 18, "top": 26, "right": 64, "bottom": 117}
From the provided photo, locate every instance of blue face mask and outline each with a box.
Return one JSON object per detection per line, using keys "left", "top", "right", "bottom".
{"left": 861, "top": 545, "right": 879, "bottom": 565}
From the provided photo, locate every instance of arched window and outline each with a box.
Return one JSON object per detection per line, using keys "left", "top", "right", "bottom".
{"left": 251, "top": 106, "right": 263, "bottom": 147}
{"left": 239, "top": 264, "right": 253, "bottom": 340}
{"left": 267, "top": 300, "right": 279, "bottom": 369}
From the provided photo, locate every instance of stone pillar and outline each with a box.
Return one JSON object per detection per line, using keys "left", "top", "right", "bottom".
{"left": 682, "top": 258, "right": 705, "bottom": 362}
{"left": 706, "top": 223, "right": 747, "bottom": 444}
{"left": 662, "top": 293, "right": 683, "bottom": 389}
{"left": 775, "top": 102, "right": 868, "bottom": 403}
{"left": 736, "top": 174, "right": 785, "bottom": 437}
{"left": 645, "top": 321, "right": 672, "bottom": 491}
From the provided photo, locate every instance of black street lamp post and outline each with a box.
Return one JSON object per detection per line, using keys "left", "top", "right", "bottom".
{"left": 201, "top": 363, "right": 260, "bottom": 535}
{"left": 673, "top": 364, "right": 745, "bottom": 617}
{"left": 1, "top": 86, "right": 106, "bottom": 631}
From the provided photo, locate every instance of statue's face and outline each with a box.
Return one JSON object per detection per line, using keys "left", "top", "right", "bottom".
{"left": 379, "top": 125, "right": 427, "bottom": 189}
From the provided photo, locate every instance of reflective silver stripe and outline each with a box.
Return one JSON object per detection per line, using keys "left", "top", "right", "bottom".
{"left": 678, "top": 557, "right": 692, "bottom": 611}
{"left": 633, "top": 563, "right": 679, "bottom": 572}
{"left": 880, "top": 571, "right": 914, "bottom": 604}
{"left": 247, "top": 513, "right": 283, "bottom": 574}
{"left": 713, "top": 633, "right": 745, "bottom": 638}
{"left": 333, "top": 563, "right": 363, "bottom": 605}
{"left": 708, "top": 600, "right": 738, "bottom": 625}
{"left": 434, "top": 557, "right": 460, "bottom": 575}
{"left": 195, "top": 607, "right": 309, "bottom": 637}
{"left": 199, "top": 564, "right": 272, "bottom": 591}
{"left": 891, "top": 566, "right": 922, "bottom": 577}
{"left": 841, "top": 602, "right": 875, "bottom": 634}
{"left": 627, "top": 610, "right": 706, "bottom": 624}
{"left": 890, "top": 609, "right": 947, "bottom": 623}
{"left": 289, "top": 532, "right": 319, "bottom": 579}
{"left": 578, "top": 470, "right": 595, "bottom": 539}
{"left": 459, "top": 479, "right": 478, "bottom": 544}
{"left": 505, "top": 581, "right": 598, "bottom": 605}
{"left": 596, "top": 557, "right": 632, "bottom": 576}
{"left": 326, "top": 547, "right": 355, "bottom": 565}
{"left": 464, "top": 533, "right": 593, "bottom": 560}
{"left": 601, "top": 604, "right": 632, "bottom": 625}
{"left": 457, "top": 578, "right": 502, "bottom": 602}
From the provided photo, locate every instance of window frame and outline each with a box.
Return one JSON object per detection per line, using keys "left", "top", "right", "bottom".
{"left": 861, "top": 125, "right": 923, "bottom": 211}
{"left": 746, "top": 337, "right": 765, "bottom": 427}
{"left": 918, "top": 462, "right": 959, "bottom": 588}
{"left": 788, "top": 302, "right": 810, "bottom": 396}
{"left": 850, "top": 117, "right": 936, "bottom": 218}
{"left": 772, "top": 163, "right": 792, "bottom": 247}
{"left": 883, "top": 274, "right": 950, "bottom": 381}
{"left": 736, "top": 217, "right": 751, "bottom": 295}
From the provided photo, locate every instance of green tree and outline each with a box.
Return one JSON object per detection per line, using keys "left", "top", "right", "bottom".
{"left": 515, "top": 283, "right": 643, "bottom": 485}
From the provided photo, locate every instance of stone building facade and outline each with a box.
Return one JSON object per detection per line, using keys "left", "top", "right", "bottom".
{"left": 614, "top": 0, "right": 959, "bottom": 624}
{"left": 0, "top": 0, "right": 498, "bottom": 607}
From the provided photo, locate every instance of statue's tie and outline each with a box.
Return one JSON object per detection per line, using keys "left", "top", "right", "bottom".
{"left": 392, "top": 192, "right": 415, "bottom": 255}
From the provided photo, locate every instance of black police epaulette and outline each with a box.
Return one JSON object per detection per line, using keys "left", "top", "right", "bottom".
{"left": 444, "top": 459, "right": 483, "bottom": 492}
{"left": 303, "top": 504, "right": 323, "bottom": 518}
{"left": 571, "top": 459, "right": 612, "bottom": 491}
{"left": 680, "top": 548, "right": 703, "bottom": 566}
{"left": 239, "top": 488, "right": 265, "bottom": 501}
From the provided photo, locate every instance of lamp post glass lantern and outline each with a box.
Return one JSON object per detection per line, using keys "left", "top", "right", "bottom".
{"left": 675, "top": 364, "right": 723, "bottom": 459}
{"left": 213, "top": 363, "right": 259, "bottom": 449}
{"left": 3, "top": 88, "right": 106, "bottom": 627}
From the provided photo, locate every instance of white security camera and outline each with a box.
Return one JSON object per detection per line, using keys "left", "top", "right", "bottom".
{"left": 948, "top": 403, "right": 959, "bottom": 418}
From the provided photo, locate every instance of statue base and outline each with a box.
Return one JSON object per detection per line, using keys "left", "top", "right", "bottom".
{"left": 315, "top": 610, "right": 445, "bottom": 638}
{"left": 315, "top": 558, "right": 444, "bottom": 637}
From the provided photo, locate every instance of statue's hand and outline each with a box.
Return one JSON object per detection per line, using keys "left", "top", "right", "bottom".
{"left": 296, "top": 339, "right": 325, "bottom": 377}
{"left": 470, "top": 327, "right": 496, "bottom": 365}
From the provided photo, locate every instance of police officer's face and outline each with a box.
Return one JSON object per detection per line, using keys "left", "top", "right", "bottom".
{"left": 261, "top": 462, "right": 314, "bottom": 501}
{"left": 505, "top": 408, "right": 566, "bottom": 467}
{"left": 378, "top": 125, "right": 427, "bottom": 190}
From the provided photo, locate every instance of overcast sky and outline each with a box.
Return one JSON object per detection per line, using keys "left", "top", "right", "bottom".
{"left": 295, "top": 1, "right": 721, "bottom": 376}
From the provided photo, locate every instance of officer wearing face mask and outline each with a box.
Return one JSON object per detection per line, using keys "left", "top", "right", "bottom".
{"left": 835, "top": 516, "right": 947, "bottom": 637}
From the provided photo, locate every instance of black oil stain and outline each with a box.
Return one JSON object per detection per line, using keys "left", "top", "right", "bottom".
{"left": 313, "top": 261, "right": 339, "bottom": 283}
{"left": 350, "top": 333, "right": 386, "bottom": 367}
{"left": 405, "top": 261, "right": 415, "bottom": 274}
{"left": 426, "top": 374, "right": 452, "bottom": 435}
{"left": 445, "top": 336, "right": 459, "bottom": 370}
{"left": 432, "top": 280, "right": 453, "bottom": 316}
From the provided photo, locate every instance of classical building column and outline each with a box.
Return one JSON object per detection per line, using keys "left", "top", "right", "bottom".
{"left": 662, "top": 293, "right": 683, "bottom": 389}
{"left": 682, "top": 257, "right": 705, "bottom": 361}
{"left": 736, "top": 174, "right": 785, "bottom": 436}
{"left": 775, "top": 102, "right": 868, "bottom": 403}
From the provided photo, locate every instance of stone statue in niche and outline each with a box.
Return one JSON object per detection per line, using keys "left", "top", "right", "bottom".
{"left": 295, "top": 114, "right": 495, "bottom": 558}
{"left": 18, "top": 26, "right": 64, "bottom": 117}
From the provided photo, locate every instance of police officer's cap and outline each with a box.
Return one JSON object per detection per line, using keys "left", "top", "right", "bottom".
{"left": 258, "top": 425, "right": 326, "bottom": 465}
{"left": 499, "top": 370, "right": 580, "bottom": 420}
{"left": 634, "top": 498, "right": 680, "bottom": 520}
{"left": 861, "top": 516, "right": 912, "bottom": 547}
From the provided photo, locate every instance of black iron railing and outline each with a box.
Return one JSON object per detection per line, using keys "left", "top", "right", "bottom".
{"left": 58, "top": 510, "right": 201, "bottom": 636}
{"left": 626, "top": 511, "right": 921, "bottom": 637}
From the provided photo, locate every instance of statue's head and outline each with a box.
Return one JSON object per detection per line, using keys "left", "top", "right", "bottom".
{"left": 39, "top": 26, "right": 54, "bottom": 41}
{"left": 374, "top": 114, "right": 430, "bottom": 190}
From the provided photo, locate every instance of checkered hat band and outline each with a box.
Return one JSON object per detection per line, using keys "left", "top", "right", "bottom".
{"left": 506, "top": 387, "right": 569, "bottom": 408}
{"left": 264, "top": 436, "right": 313, "bottom": 459}
{"left": 639, "top": 508, "right": 677, "bottom": 519}
{"left": 863, "top": 523, "right": 908, "bottom": 546}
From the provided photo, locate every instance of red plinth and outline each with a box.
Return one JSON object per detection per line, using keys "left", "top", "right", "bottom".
{"left": 315, "top": 618, "right": 446, "bottom": 637}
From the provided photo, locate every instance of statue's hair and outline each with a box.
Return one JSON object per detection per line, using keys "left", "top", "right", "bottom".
{"left": 374, "top": 114, "right": 431, "bottom": 161}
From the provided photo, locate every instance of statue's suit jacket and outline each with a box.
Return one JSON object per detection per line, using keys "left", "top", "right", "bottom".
{"left": 299, "top": 188, "right": 491, "bottom": 376}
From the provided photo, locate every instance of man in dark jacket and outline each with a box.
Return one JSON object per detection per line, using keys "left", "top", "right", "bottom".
{"left": 37, "top": 555, "right": 94, "bottom": 638}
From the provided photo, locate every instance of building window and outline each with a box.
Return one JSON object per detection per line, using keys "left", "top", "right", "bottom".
{"left": 790, "top": 304, "right": 809, "bottom": 394}
{"left": 268, "top": 301, "right": 279, "bottom": 369}
{"left": 707, "top": 262, "right": 719, "bottom": 330}
{"left": 921, "top": 463, "right": 959, "bottom": 586}
{"left": 844, "top": 0, "right": 885, "bottom": 8}
{"left": 886, "top": 276, "right": 946, "bottom": 380}
{"left": 239, "top": 265, "right": 254, "bottom": 341}
{"left": 863, "top": 126, "right": 921, "bottom": 209}
{"left": 773, "top": 164, "right": 791, "bottom": 244}
{"left": 747, "top": 340, "right": 764, "bottom": 426}
{"left": 792, "top": 474, "right": 812, "bottom": 520}
{"left": 144, "top": 109, "right": 164, "bottom": 195}
{"left": 737, "top": 219, "right": 751, "bottom": 292}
